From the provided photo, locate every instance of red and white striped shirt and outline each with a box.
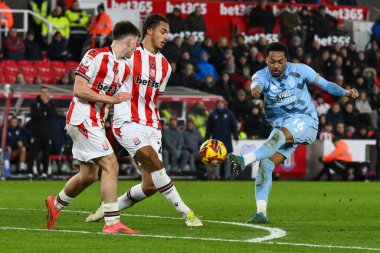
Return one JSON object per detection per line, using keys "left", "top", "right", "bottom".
{"left": 113, "top": 45, "right": 171, "bottom": 129}
{"left": 66, "top": 47, "right": 132, "bottom": 127}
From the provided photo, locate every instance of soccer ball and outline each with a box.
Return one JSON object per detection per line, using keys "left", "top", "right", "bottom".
{"left": 199, "top": 139, "right": 227, "bottom": 166}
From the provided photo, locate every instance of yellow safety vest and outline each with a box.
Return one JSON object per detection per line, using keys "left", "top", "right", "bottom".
{"left": 65, "top": 9, "right": 89, "bottom": 29}
{"left": 41, "top": 15, "right": 70, "bottom": 39}
{"left": 30, "top": 0, "right": 48, "bottom": 25}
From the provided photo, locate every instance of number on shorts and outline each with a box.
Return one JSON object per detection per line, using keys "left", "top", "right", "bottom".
{"left": 292, "top": 118, "right": 305, "bottom": 133}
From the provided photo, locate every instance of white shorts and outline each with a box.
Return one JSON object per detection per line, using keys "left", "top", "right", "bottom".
{"left": 113, "top": 121, "right": 162, "bottom": 161}
{"left": 66, "top": 121, "right": 113, "bottom": 163}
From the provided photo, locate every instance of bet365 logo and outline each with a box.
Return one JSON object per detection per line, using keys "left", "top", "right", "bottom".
{"left": 97, "top": 82, "right": 117, "bottom": 95}
{"left": 136, "top": 76, "right": 159, "bottom": 89}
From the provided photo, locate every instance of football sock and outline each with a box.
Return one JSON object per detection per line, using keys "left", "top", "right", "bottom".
{"left": 255, "top": 159, "right": 275, "bottom": 216}
{"left": 118, "top": 183, "right": 147, "bottom": 210}
{"left": 243, "top": 128, "right": 286, "bottom": 165}
{"left": 151, "top": 168, "right": 191, "bottom": 215}
{"left": 54, "top": 190, "right": 73, "bottom": 210}
{"left": 103, "top": 202, "right": 120, "bottom": 226}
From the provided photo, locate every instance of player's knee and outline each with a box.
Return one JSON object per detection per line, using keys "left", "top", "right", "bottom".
{"left": 82, "top": 171, "right": 98, "bottom": 183}
{"left": 142, "top": 182, "right": 157, "bottom": 196}
{"left": 266, "top": 129, "right": 286, "bottom": 148}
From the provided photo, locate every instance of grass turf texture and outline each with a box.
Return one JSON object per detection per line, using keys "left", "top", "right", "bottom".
{"left": 0, "top": 181, "right": 379, "bottom": 253}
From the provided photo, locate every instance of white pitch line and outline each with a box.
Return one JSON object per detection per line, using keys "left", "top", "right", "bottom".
{"left": 266, "top": 241, "right": 380, "bottom": 251}
{"left": 0, "top": 207, "right": 286, "bottom": 243}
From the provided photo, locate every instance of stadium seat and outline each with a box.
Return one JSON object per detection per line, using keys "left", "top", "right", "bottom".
{"left": 23, "top": 72, "right": 37, "bottom": 85}
{"left": 50, "top": 61, "right": 67, "bottom": 79}
{"left": 34, "top": 60, "right": 50, "bottom": 74}
{"left": 65, "top": 61, "right": 79, "bottom": 71}
{"left": 18, "top": 60, "right": 36, "bottom": 76}
{"left": 4, "top": 74, "right": 16, "bottom": 84}
{"left": 39, "top": 72, "right": 54, "bottom": 84}
{"left": 247, "top": 27, "right": 265, "bottom": 35}
{"left": 1, "top": 59, "right": 19, "bottom": 76}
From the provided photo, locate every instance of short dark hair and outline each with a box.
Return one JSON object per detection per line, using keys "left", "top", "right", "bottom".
{"left": 265, "top": 42, "right": 288, "bottom": 58}
{"left": 142, "top": 14, "right": 169, "bottom": 39}
{"left": 40, "top": 85, "right": 48, "bottom": 91}
{"left": 332, "top": 136, "right": 341, "bottom": 143}
{"left": 112, "top": 21, "right": 141, "bottom": 41}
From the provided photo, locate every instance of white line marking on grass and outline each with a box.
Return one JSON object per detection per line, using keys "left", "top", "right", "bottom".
{"left": 0, "top": 207, "right": 285, "bottom": 243}
{"left": 266, "top": 242, "right": 380, "bottom": 251}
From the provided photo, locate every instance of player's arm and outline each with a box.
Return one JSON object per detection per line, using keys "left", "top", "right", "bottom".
{"left": 250, "top": 73, "right": 264, "bottom": 98}
{"left": 73, "top": 75, "right": 132, "bottom": 104}
{"left": 301, "top": 63, "right": 359, "bottom": 99}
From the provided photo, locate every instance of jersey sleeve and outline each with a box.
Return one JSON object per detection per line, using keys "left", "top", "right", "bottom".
{"left": 75, "top": 49, "right": 100, "bottom": 81}
{"left": 298, "top": 63, "right": 318, "bottom": 84}
{"left": 158, "top": 58, "right": 172, "bottom": 94}
{"left": 250, "top": 72, "right": 265, "bottom": 90}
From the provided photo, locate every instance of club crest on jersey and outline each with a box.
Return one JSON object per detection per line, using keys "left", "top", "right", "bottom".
{"left": 150, "top": 61, "right": 155, "bottom": 67}
{"left": 133, "top": 137, "right": 140, "bottom": 145}
{"left": 81, "top": 55, "right": 94, "bottom": 67}
{"left": 102, "top": 141, "right": 110, "bottom": 151}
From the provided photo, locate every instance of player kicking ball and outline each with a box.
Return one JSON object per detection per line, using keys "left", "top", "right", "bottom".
{"left": 45, "top": 21, "right": 141, "bottom": 234}
{"left": 228, "top": 42, "right": 359, "bottom": 223}
{"left": 86, "top": 14, "right": 202, "bottom": 227}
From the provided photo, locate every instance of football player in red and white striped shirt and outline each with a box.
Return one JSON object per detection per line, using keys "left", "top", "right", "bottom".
{"left": 87, "top": 14, "right": 202, "bottom": 227}
{"left": 45, "top": 21, "right": 140, "bottom": 234}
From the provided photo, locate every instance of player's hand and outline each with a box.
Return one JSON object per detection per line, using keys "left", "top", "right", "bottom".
{"left": 346, "top": 88, "right": 359, "bottom": 99}
{"left": 251, "top": 86, "right": 262, "bottom": 99}
{"left": 111, "top": 92, "right": 132, "bottom": 104}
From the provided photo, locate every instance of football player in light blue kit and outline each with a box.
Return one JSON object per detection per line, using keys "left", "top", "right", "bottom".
{"left": 228, "top": 42, "right": 359, "bottom": 223}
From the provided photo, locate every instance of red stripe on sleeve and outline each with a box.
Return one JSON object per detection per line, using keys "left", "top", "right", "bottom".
{"left": 66, "top": 100, "right": 75, "bottom": 124}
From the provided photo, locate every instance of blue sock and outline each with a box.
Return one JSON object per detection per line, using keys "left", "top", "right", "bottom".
{"left": 253, "top": 128, "right": 286, "bottom": 161}
{"left": 255, "top": 159, "right": 275, "bottom": 201}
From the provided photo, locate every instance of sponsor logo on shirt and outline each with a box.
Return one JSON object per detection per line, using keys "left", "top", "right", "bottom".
{"left": 136, "top": 76, "right": 159, "bottom": 89}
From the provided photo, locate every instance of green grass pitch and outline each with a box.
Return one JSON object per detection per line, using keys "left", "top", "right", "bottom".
{"left": 0, "top": 180, "right": 379, "bottom": 253}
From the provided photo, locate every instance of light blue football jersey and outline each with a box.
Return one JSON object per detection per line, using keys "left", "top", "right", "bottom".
{"left": 251, "top": 63, "right": 319, "bottom": 128}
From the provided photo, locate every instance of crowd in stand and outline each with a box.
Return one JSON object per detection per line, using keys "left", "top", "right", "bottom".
{"left": 0, "top": 0, "right": 379, "bottom": 180}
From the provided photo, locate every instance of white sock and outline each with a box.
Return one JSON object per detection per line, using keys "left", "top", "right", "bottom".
{"left": 103, "top": 202, "right": 120, "bottom": 226}
{"left": 54, "top": 190, "right": 74, "bottom": 210}
{"left": 118, "top": 183, "right": 147, "bottom": 210}
{"left": 19, "top": 162, "right": 27, "bottom": 171}
{"left": 256, "top": 200, "right": 267, "bottom": 216}
{"left": 243, "top": 153, "right": 256, "bottom": 166}
{"left": 151, "top": 168, "right": 191, "bottom": 215}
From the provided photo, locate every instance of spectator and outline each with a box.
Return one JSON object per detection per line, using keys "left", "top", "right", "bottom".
{"left": 184, "top": 5, "right": 206, "bottom": 32}
{"left": 15, "top": 73, "right": 26, "bottom": 84}
{"left": 202, "top": 37, "right": 215, "bottom": 60}
{"left": 312, "top": 5, "right": 338, "bottom": 37}
{"left": 354, "top": 125, "right": 370, "bottom": 139}
{"left": 162, "top": 36, "right": 184, "bottom": 63}
{"left": 229, "top": 89, "right": 252, "bottom": 122}
{"left": 42, "top": 6, "right": 70, "bottom": 42}
{"left": 371, "top": 16, "right": 380, "bottom": 45}
{"left": 343, "top": 103, "right": 358, "bottom": 130}
{"left": 319, "top": 122, "right": 334, "bottom": 141}
{"left": 182, "top": 119, "right": 204, "bottom": 173}
{"left": 335, "top": 122, "right": 348, "bottom": 139}
{"left": 162, "top": 117, "right": 186, "bottom": 174}
{"left": 249, "top": 0, "right": 275, "bottom": 34}
{"left": 59, "top": 73, "right": 71, "bottom": 85}
{"left": 365, "top": 41, "right": 380, "bottom": 69}
{"left": 187, "top": 101, "right": 209, "bottom": 138}
{"left": 244, "top": 105, "right": 265, "bottom": 139}
{"left": 47, "top": 31, "right": 70, "bottom": 61}
{"left": 211, "top": 36, "right": 230, "bottom": 73}
{"left": 0, "top": 0, "right": 13, "bottom": 28}
{"left": 65, "top": 0, "right": 89, "bottom": 61}
{"left": 166, "top": 7, "right": 184, "bottom": 34}
{"left": 27, "top": 86, "right": 56, "bottom": 179}
{"left": 216, "top": 72, "right": 236, "bottom": 103}
{"left": 199, "top": 75, "right": 218, "bottom": 94}
{"left": 29, "top": 0, "right": 48, "bottom": 49}
{"left": 167, "top": 62, "right": 181, "bottom": 87}
{"left": 51, "top": 108, "right": 67, "bottom": 155}
{"left": 279, "top": 1, "right": 301, "bottom": 41}
{"left": 314, "top": 136, "right": 352, "bottom": 181}
{"left": 6, "top": 116, "right": 27, "bottom": 173}
{"left": 233, "top": 34, "right": 249, "bottom": 61}
{"left": 180, "top": 63, "right": 199, "bottom": 89}
{"left": 326, "top": 103, "right": 344, "bottom": 128}
{"left": 24, "top": 30, "right": 43, "bottom": 60}
{"left": 205, "top": 99, "right": 238, "bottom": 180}
{"left": 288, "top": 35, "right": 302, "bottom": 60}
{"left": 88, "top": 3, "right": 112, "bottom": 37}
{"left": 177, "top": 51, "right": 195, "bottom": 73}
{"left": 183, "top": 35, "right": 203, "bottom": 64}
{"left": 355, "top": 91, "right": 373, "bottom": 127}
{"left": 196, "top": 51, "right": 219, "bottom": 82}
{"left": 315, "top": 94, "right": 330, "bottom": 116}
{"left": 298, "top": 6, "right": 313, "bottom": 45}
{"left": 2, "top": 28, "right": 25, "bottom": 60}
{"left": 225, "top": 61, "right": 245, "bottom": 91}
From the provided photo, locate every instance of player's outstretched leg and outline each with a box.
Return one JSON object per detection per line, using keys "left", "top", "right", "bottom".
{"left": 45, "top": 189, "right": 74, "bottom": 230}
{"left": 247, "top": 159, "right": 274, "bottom": 224}
{"left": 228, "top": 129, "right": 286, "bottom": 173}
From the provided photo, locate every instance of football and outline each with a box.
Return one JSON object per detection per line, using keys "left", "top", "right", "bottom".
{"left": 199, "top": 139, "right": 227, "bottom": 166}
